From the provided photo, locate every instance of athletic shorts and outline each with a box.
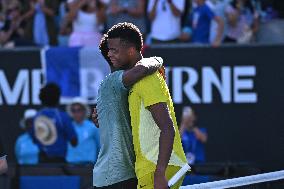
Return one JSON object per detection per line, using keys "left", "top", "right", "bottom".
{"left": 94, "top": 178, "right": 137, "bottom": 189}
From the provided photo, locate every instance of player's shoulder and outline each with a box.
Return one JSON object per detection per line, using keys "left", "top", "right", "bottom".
{"left": 133, "top": 71, "right": 165, "bottom": 91}
{"left": 140, "top": 71, "right": 164, "bottom": 84}
{"left": 101, "top": 70, "right": 123, "bottom": 84}
{"left": 104, "top": 70, "right": 125, "bottom": 87}
{"left": 110, "top": 70, "right": 124, "bottom": 78}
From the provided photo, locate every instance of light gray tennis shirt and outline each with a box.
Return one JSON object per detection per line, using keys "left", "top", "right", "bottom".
{"left": 93, "top": 71, "right": 136, "bottom": 187}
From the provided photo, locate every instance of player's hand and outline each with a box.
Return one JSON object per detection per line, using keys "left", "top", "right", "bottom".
{"left": 137, "top": 57, "right": 163, "bottom": 75}
{"left": 92, "top": 107, "right": 99, "bottom": 128}
{"left": 154, "top": 171, "right": 169, "bottom": 189}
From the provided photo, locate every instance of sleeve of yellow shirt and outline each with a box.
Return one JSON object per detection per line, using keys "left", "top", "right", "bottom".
{"left": 137, "top": 72, "right": 168, "bottom": 108}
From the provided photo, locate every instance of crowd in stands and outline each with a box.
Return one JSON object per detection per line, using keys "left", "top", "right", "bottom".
{"left": 15, "top": 83, "right": 100, "bottom": 165}
{"left": 0, "top": 0, "right": 282, "bottom": 48}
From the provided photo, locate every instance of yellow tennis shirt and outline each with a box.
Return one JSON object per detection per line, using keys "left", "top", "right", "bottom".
{"left": 128, "top": 71, "right": 187, "bottom": 179}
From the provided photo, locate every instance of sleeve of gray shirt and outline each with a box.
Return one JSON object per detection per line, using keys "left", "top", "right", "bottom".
{"left": 112, "top": 71, "right": 128, "bottom": 93}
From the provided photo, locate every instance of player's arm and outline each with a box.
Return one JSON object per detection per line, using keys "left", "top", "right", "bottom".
{"left": 148, "top": 103, "right": 175, "bottom": 189}
{"left": 138, "top": 73, "right": 175, "bottom": 188}
{"left": 122, "top": 57, "right": 163, "bottom": 88}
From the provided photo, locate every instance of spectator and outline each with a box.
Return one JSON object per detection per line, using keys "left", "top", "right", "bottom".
{"left": 31, "top": 83, "right": 78, "bottom": 163}
{"left": 0, "top": 2, "right": 5, "bottom": 30}
{"left": 0, "top": 13, "right": 4, "bottom": 30}
{"left": 57, "top": 0, "right": 71, "bottom": 46}
{"left": 66, "top": 98, "right": 100, "bottom": 164}
{"left": 180, "top": 106, "right": 207, "bottom": 164}
{"left": 0, "top": 1, "right": 35, "bottom": 47}
{"left": 224, "top": 0, "right": 259, "bottom": 44}
{"left": 0, "top": 0, "right": 9, "bottom": 13}
{"left": 66, "top": 0, "right": 105, "bottom": 47}
{"left": 15, "top": 109, "right": 39, "bottom": 165}
{"left": 107, "top": 0, "right": 146, "bottom": 36}
{"left": 148, "top": 0, "right": 185, "bottom": 43}
{"left": 23, "top": 0, "right": 60, "bottom": 46}
{"left": 180, "top": 0, "right": 224, "bottom": 46}
{"left": 100, "top": 0, "right": 111, "bottom": 6}
{"left": 206, "top": 0, "right": 229, "bottom": 44}
{"left": 0, "top": 137, "right": 8, "bottom": 175}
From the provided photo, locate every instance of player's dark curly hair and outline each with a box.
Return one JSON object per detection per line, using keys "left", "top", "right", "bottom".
{"left": 39, "top": 83, "right": 61, "bottom": 107}
{"left": 99, "top": 22, "right": 143, "bottom": 66}
{"left": 99, "top": 34, "right": 112, "bottom": 66}
{"left": 107, "top": 22, "right": 143, "bottom": 52}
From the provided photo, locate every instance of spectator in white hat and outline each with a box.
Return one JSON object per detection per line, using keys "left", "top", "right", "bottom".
{"left": 66, "top": 97, "right": 100, "bottom": 164}
{"left": 15, "top": 109, "right": 39, "bottom": 165}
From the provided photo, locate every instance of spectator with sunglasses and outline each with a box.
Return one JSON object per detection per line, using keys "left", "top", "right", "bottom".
{"left": 148, "top": 0, "right": 185, "bottom": 43}
{"left": 66, "top": 97, "right": 100, "bottom": 164}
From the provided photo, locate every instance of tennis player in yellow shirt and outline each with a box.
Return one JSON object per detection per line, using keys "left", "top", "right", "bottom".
{"left": 106, "top": 22, "right": 187, "bottom": 189}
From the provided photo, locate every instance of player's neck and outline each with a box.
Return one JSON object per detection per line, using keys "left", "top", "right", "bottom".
{"left": 129, "top": 53, "right": 142, "bottom": 69}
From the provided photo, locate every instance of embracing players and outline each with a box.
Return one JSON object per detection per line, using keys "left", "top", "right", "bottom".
{"left": 93, "top": 22, "right": 187, "bottom": 189}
